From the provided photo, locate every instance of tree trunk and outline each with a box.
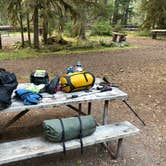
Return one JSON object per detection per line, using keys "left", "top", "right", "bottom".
{"left": 27, "top": 13, "right": 31, "bottom": 47}
{"left": 79, "top": 6, "right": 86, "bottom": 40}
{"left": 18, "top": 1, "right": 24, "bottom": 47}
{"left": 79, "top": 22, "right": 86, "bottom": 40}
{"left": 20, "top": 14, "right": 24, "bottom": 47}
{"left": 33, "top": 1, "right": 39, "bottom": 49}
{"left": 158, "top": 17, "right": 166, "bottom": 29}
{"left": 121, "top": 0, "right": 130, "bottom": 25}
{"left": 42, "top": 1, "right": 48, "bottom": 45}
{"left": 43, "top": 19, "right": 48, "bottom": 44}
{"left": 112, "top": 0, "right": 120, "bottom": 25}
{"left": 104, "top": 0, "right": 107, "bottom": 5}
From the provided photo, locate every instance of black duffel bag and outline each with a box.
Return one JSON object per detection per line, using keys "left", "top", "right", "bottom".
{"left": 0, "top": 68, "right": 18, "bottom": 110}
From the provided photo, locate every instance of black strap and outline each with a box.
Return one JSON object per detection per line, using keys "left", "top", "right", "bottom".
{"left": 77, "top": 116, "right": 83, "bottom": 154}
{"left": 83, "top": 72, "right": 88, "bottom": 82}
{"left": 65, "top": 75, "right": 75, "bottom": 91}
{"left": 59, "top": 119, "right": 66, "bottom": 154}
{"left": 0, "top": 68, "right": 6, "bottom": 72}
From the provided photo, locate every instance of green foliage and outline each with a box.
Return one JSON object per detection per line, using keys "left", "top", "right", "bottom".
{"left": 64, "top": 21, "right": 75, "bottom": 37}
{"left": 70, "top": 39, "right": 98, "bottom": 49}
{"left": 91, "top": 20, "right": 112, "bottom": 36}
{"left": 1, "top": 0, "right": 159, "bottom": 52}
{"left": 0, "top": 48, "right": 40, "bottom": 59}
{"left": 141, "top": 0, "right": 166, "bottom": 29}
{"left": 136, "top": 30, "right": 151, "bottom": 37}
{"left": 99, "top": 39, "right": 112, "bottom": 47}
{"left": 0, "top": 45, "right": 134, "bottom": 60}
{"left": 112, "top": 0, "right": 134, "bottom": 25}
{"left": 76, "top": 160, "right": 82, "bottom": 166}
{"left": 113, "top": 22, "right": 123, "bottom": 32}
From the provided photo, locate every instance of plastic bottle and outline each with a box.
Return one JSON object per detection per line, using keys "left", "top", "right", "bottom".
{"left": 67, "top": 66, "right": 74, "bottom": 74}
{"left": 74, "top": 61, "right": 83, "bottom": 72}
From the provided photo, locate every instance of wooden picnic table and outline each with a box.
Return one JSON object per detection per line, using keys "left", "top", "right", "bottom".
{"left": 151, "top": 29, "right": 166, "bottom": 39}
{"left": 0, "top": 78, "right": 139, "bottom": 164}
{"left": 112, "top": 32, "right": 127, "bottom": 43}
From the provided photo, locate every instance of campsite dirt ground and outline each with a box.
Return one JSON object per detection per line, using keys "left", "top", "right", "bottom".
{"left": 0, "top": 37, "right": 165, "bottom": 166}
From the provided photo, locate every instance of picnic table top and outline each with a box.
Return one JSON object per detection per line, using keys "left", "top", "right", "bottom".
{"left": 151, "top": 29, "right": 166, "bottom": 32}
{"left": 2, "top": 79, "right": 128, "bottom": 113}
{"left": 112, "top": 32, "right": 127, "bottom": 36}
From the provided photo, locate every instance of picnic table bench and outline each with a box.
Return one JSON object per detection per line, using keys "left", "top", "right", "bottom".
{"left": 151, "top": 29, "right": 166, "bottom": 39}
{"left": 0, "top": 78, "right": 140, "bottom": 165}
{"left": 112, "top": 32, "right": 127, "bottom": 43}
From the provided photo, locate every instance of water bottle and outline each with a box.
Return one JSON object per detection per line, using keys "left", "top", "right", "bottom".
{"left": 67, "top": 66, "right": 74, "bottom": 74}
{"left": 74, "top": 61, "right": 83, "bottom": 72}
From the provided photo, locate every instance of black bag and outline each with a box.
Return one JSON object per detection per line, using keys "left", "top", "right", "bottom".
{"left": 0, "top": 69, "right": 18, "bottom": 110}
{"left": 30, "top": 70, "right": 49, "bottom": 85}
{"left": 47, "top": 76, "right": 60, "bottom": 94}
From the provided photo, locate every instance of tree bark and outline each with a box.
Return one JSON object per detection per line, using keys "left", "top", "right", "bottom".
{"left": 33, "top": 0, "right": 39, "bottom": 49}
{"left": 19, "top": 14, "right": 25, "bottom": 47}
{"left": 42, "top": 1, "right": 48, "bottom": 45}
{"left": 18, "top": 0, "right": 24, "bottom": 47}
{"left": 78, "top": 6, "right": 86, "bottom": 40}
{"left": 121, "top": 0, "right": 130, "bottom": 25}
{"left": 79, "top": 22, "right": 86, "bottom": 40}
{"left": 27, "top": 13, "right": 31, "bottom": 47}
{"left": 104, "top": 0, "right": 107, "bottom": 5}
{"left": 43, "top": 19, "right": 48, "bottom": 44}
{"left": 112, "top": 0, "right": 120, "bottom": 25}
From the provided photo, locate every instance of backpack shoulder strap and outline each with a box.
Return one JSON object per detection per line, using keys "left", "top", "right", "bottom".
{"left": 0, "top": 68, "right": 6, "bottom": 72}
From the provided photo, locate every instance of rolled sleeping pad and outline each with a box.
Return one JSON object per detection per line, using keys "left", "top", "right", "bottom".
{"left": 43, "top": 115, "right": 96, "bottom": 142}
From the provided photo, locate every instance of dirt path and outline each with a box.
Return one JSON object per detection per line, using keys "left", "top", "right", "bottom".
{"left": 0, "top": 37, "right": 165, "bottom": 166}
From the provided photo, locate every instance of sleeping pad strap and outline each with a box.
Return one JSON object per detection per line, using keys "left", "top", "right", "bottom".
{"left": 78, "top": 116, "right": 83, "bottom": 154}
{"left": 59, "top": 119, "right": 66, "bottom": 154}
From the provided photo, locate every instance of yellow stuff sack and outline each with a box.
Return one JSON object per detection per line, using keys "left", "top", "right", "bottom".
{"left": 60, "top": 72, "right": 95, "bottom": 93}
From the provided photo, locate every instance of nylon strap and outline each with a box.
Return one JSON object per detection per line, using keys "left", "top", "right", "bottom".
{"left": 59, "top": 119, "right": 66, "bottom": 154}
{"left": 77, "top": 116, "right": 83, "bottom": 154}
{"left": 83, "top": 72, "right": 88, "bottom": 82}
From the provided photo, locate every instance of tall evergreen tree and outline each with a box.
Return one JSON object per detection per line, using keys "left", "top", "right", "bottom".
{"left": 7, "top": 0, "right": 25, "bottom": 47}
{"left": 141, "top": 0, "right": 166, "bottom": 29}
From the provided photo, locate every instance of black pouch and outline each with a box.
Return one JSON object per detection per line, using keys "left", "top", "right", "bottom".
{"left": 30, "top": 71, "right": 49, "bottom": 85}
{"left": 47, "top": 76, "right": 60, "bottom": 94}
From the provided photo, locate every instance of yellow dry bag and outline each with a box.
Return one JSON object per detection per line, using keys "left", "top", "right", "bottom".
{"left": 60, "top": 72, "right": 95, "bottom": 93}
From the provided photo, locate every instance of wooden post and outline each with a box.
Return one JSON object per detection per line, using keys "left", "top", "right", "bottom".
{"left": 88, "top": 102, "right": 92, "bottom": 115}
{"left": 103, "top": 100, "right": 109, "bottom": 125}
{"left": 152, "top": 32, "right": 157, "bottom": 39}
{"left": 78, "top": 103, "right": 82, "bottom": 115}
{"left": 118, "top": 35, "right": 126, "bottom": 43}
{"left": 0, "top": 34, "right": 2, "bottom": 49}
{"left": 112, "top": 34, "right": 118, "bottom": 42}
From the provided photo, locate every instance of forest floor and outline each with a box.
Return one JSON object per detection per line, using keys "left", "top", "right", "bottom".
{"left": 0, "top": 36, "right": 165, "bottom": 166}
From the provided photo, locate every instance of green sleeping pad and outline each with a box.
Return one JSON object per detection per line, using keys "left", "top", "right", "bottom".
{"left": 43, "top": 115, "right": 96, "bottom": 142}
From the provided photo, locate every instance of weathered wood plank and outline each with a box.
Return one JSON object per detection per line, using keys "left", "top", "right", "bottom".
{"left": 0, "top": 121, "right": 139, "bottom": 165}
{"left": 3, "top": 87, "right": 127, "bottom": 113}
{"left": 151, "top": 29, "right": 166, "bottom": 32}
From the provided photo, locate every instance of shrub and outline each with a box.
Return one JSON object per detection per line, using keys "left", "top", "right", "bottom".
{"left": 91, "top": 20, "right": 112, "bottom": 36}
{"left": 99, "top": 39, "right": 112, "bottom": 47}
{"left": 136, "top": 30, "right": 151, "bottom": 37}
{"left": 64, "top": 21, "right": 74, "bottom": 37}
{"left": 112, "top": 22, "right": 123, "bottom": 32}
